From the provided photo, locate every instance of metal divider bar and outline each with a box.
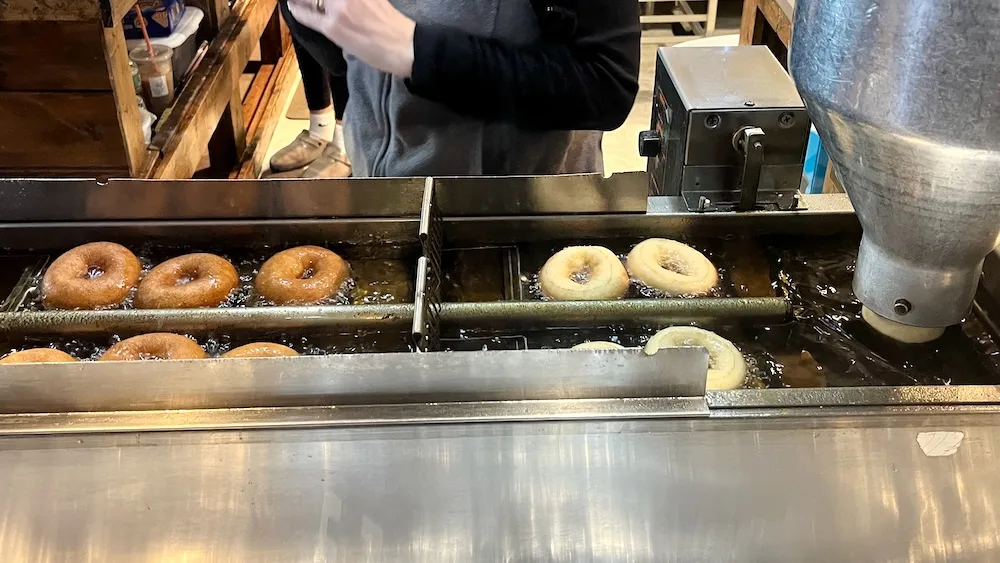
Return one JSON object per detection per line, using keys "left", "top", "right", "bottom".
{"left": 0, "top": 298, "right": 789, "bottom": 334}
{"left": 413, "top": 178, "right": 444, "bottom": 351}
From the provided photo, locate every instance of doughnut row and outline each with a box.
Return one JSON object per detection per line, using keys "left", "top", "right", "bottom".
{"left": 40, "top": 243, "right": 351, "bottom": 310}
{"left": 0, "top": 334, "right": 300, "bottom": 364}
{"left": 539, "top": 238, "right": 718, "bottom": 301}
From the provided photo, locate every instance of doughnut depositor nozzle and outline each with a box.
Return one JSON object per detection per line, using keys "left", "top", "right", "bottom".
{"left": 791, "top": 0, "right": 1000, "bottom": 330}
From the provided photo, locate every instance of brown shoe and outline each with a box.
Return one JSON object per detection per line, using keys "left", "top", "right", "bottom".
{"left": 268, "top": 131, "right": 328, "bottom": 172}
{"left": 261, "top": 166, "right": 307, "bottom": 179}
{"left": 301, "top": 144, "right": 352, "bottom": 178}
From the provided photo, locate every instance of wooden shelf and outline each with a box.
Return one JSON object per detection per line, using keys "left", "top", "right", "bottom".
{"left": 0, "top": 0, "right": 290, "bottom": 179}
{"left": 640, "top": 0, "right": 720, "bottom": 37}
{"left": 739, "top": 0, "right": 793, "bottom": 66}
{"left": 139, "top": 0, "right": 280, "bottom": 178}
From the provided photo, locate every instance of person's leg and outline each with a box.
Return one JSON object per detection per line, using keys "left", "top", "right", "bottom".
{"left": 269, "top": 0, "right": 353, "bottom": 176}
{"left": 328, "top": 50, "right": 350, "bottom": 154}
{"left": 269, "top": 3, "right": 344, "bottom": 172}
{"left": 293, "top": 38, "right": 337, "bottom": 143}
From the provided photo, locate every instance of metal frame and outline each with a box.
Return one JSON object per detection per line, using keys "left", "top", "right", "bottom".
{"left": 0, "top": 175, "right": 995, "bottom": 421}
{"left": 0, "top": 348, "right": 709, "bottom": 414}
{"left": 0, "top": 173, "right": 648, "bottom": 223}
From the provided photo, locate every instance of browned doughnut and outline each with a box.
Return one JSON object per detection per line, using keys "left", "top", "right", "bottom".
{"left": 135, "top": 253, "right": 238, "bottom": 309}
{"left": 42, "top": 242, "right": 141, "bottom": 309}
{"left": 0, "top": 348, "right": 76, "bottom": 365}
{"left": 99, "top": 333, "right": 207, "bottom": 361}
{"left": 221, "top": 342, "right": 300, "bottom": 359}
{"left": 255, "top": 246, "right": 350, "bottom": 305}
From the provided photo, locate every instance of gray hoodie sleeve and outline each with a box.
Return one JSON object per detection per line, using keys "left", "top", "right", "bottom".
{"left": 404, "top": 0, "right": 640, "bottom": 132}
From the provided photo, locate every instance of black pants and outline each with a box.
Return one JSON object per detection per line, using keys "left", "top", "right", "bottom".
{"left": 281, "top": 0, "right": 349, "bottom": 119}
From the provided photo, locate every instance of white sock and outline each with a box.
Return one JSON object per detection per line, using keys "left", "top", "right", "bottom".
{"left": 308, "top": 109, "right": 335, "bottom": 142}
{"left": 332, "top": 120, "right": 345, "bottom": 152}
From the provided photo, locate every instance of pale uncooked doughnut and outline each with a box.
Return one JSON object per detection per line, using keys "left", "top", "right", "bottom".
{"left": 644, "top": 326, "right": 746, "bottom": 390}
{"left": 861, "top": 306, "right": 946, "bottom": 344}
{"left": 571, "top": 341, "right": 625, "bottom": 350}
{"left": 627, "top": 238, "right": 718, "bottom": 296}
{"left": 539, "top": 246, "right": 629, "bottom": 301}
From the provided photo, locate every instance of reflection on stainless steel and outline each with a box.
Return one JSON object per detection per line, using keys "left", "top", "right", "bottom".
{"left": 0, "top": 298, "right": 789, "bottom": 334}
{"left": 0, "top": 348, "right": 709, "bottom": 413}
{"left": 792, "top": 0, "right": 1000, "bottom": 328}
{"left": 445, "top": 196, "right": 858, "bottom": 246}
{"left": 0, "top": 195, "right": 859, "bottom": 251}
{"left": 0, "top": 415, "right": 997, "bottom": 561}
{"left": 708, "top": 386, "right": 1000, "bottom": 409}
{"left": 0, "top": 173, "right": 647, "bottom": 222}
{"left": 0, "top": 218, "right": 421, "bottom": 250}
{"left": 434, "top": 172, "right": 648, "bottom": 215}
{"left": 0, "top": 398, "right": 710, "bottom": 435}
{"left": 0, "top": 177, "right": 428, "bottom": 220}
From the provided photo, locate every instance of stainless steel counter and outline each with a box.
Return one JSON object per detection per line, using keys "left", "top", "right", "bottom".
{"left": 1, "top": 413, "right": 997, "bottom": 562}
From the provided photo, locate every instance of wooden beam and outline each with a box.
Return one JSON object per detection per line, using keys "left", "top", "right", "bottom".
{"left": 204, "top": 0, "right": 248, "bottom": 172}
{"left": 237, "top": 47, "right": 298, "bottom": 179}
{"left": 739, "top": 0, "right": 762, "bottom": 45}
{"left": 740, "top": 0, "right": 793, "bottom": 48}
{"left": 259, "top": 5, "right": 284, "bottom": 64}
{"left": 757, "top": 0, "right": 793, "bottom": 45}
{"left": 110, "top": 0, "right": 136, "bottom": 21}
{"left": 241, "top": 63, "right": 275, "bottom": 126}
{"left": 102, "top": 19, "right": 147, "bottom": 176}
{"left": 147, "top": 0, "right": 277, "bottom": 178}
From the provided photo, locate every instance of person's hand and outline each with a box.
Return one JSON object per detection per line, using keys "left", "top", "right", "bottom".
{"left": 288, "top": 0, "right": 416, "bottom": 77}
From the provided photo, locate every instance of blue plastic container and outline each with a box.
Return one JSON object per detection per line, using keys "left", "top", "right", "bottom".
{"left": 802, "top": 126, "right": 829, "bottom": 194}
{"left": 123, "top": 0, "right": 186, "bottom": 40}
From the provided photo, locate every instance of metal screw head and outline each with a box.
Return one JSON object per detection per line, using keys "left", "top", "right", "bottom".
{"left": 744, "top": 100, "right": 755, "bottom": 107}
{"left": 704, "top": 114, "right": 721, "bottom": 129}
{"left": 894, "top": 299, "right": 912, "bottom": 315}
{"left": 778, "top": 112, "right": 795, "bottom": 128}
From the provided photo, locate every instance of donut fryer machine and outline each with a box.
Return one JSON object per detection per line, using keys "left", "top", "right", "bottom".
{"left": 0, "top": 171, "right": 998, "bottom": 560}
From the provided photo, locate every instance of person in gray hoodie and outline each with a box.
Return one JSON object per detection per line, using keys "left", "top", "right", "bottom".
{"left": 282, "top": 0, "right": 640, "bottom": 177}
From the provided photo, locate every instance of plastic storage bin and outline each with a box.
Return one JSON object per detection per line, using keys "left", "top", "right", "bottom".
{"left": 126, "top": 6, "right": 204, "bottom": 86}
{"left": 123, "top": 0, "right": 186, "bottom": 39}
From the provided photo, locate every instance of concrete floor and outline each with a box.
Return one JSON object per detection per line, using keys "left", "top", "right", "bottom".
{"left": 263, "top": 34, "right": 738, "bottom": 176}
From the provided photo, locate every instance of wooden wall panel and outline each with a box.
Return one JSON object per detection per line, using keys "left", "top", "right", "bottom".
{"left": 0, "top": 92, "right": 128, "bottom": 169}
{"left": 0, "top": 0, "right": 100, "bottom": 21}
{"left": 0, "top": 21, "right": 110, "bottom": 90}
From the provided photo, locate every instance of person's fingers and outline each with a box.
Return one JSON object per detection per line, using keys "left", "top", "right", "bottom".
{"left": 287, "top": 1, "right": 326, "bottom": 32}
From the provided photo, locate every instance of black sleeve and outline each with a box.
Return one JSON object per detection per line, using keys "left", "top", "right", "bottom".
{"left": 403, "top": 1, "right": 641, "bottom": 132}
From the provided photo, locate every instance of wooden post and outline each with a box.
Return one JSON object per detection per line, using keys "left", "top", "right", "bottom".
{"left": 205, "top": 0, "right": 248, "bottom": 173}
{"left": 102, "top": 20, "right": 147, "bottom": 176}
{"left": 739, "top": 0, "right": 794, "bottom": 66}
{"left": 706, "top": 0, "right": 719, "bottom": 36}
{"left": 259, "top": 5, "right": 286, "bottom": 65}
